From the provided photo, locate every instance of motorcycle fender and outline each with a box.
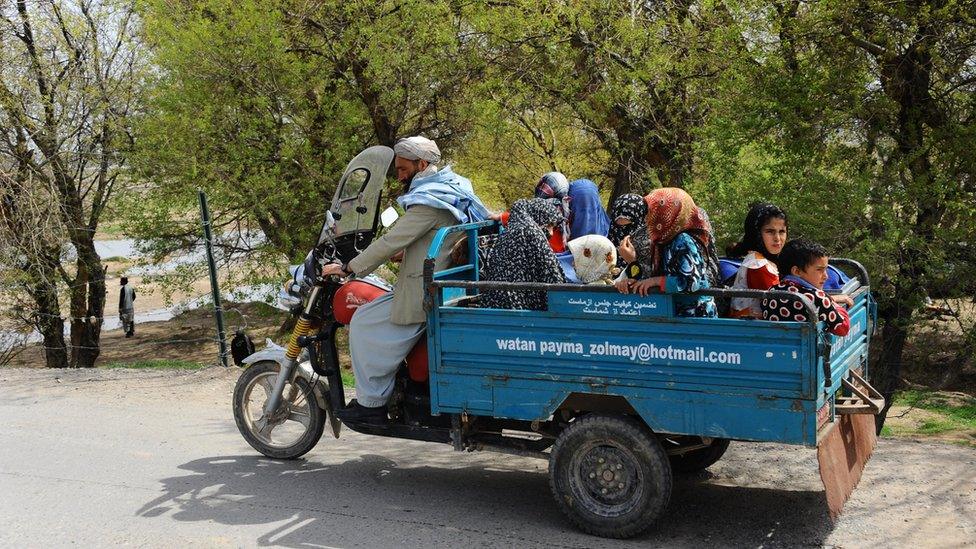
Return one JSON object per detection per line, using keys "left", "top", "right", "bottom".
{"left": 241, "top": 341, "right": 329, "bottom": 412}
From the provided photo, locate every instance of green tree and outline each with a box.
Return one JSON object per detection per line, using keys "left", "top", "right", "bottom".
{"left": 0, "top": 0, "right": 143, "bottom": 367}
{"left": 476, "top": 0, "right": 739, "bottom": 201}
{"left": 129, "top": 0, "right": 488, "bottom": 294}
{"left": 452, "top": 101, "right": 609, "bottom": 207}
{"left": 698, "top": 0, "right": 976, "bottom": 427}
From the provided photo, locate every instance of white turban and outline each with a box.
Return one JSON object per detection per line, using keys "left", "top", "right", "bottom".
{"left": 394, "top": 136, "right": 441, "bottom": 163}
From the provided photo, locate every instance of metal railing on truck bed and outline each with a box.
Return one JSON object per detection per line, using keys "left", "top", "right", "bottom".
{"left": 422, "top": 222, "right": 877, "bottom": 447}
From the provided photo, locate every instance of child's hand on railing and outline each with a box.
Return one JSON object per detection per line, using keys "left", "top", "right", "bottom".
{"left": 831, "top": 294, "right": 854, "bottom": 308}
{"left": 614, "top": 277, "right": 661, "bottom": 296}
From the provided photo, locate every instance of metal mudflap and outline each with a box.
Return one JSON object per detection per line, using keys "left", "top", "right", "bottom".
{"left": 816, "top": 367, "right": 883, "bottom": 519}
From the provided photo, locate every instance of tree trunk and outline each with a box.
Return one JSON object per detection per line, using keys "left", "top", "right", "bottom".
{"left": 68, "top": 237, "right": 106, "bottom": 368}
{"left": 608, "top": 139, "right": 685, "bottom": 207}
{"left": 27, "top": 261, "right": 69, "bottom": 369}
{"left": 870, "top": 36, "right": 943, "bottom": 432}
{"left": 609, "top": 151, "right": 638, "bottom": 207}
{"left": 38, "top": 314, "right": 69, "bottom": 369}
{"left": 874, "top": 312, "right": 908, "bottom": 432}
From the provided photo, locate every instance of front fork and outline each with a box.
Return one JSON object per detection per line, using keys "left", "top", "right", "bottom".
{"left": 263, "top": 285, "right": 323, "bottom": 416}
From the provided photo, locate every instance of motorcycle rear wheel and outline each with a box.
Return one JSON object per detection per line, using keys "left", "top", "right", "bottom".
{"left": 233, "top": 361, "right": 326, "bottom": 459}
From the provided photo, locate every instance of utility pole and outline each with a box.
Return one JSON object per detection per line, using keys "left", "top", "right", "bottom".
{"left": 199, "top": 190, "right": 229, "bottom": 367}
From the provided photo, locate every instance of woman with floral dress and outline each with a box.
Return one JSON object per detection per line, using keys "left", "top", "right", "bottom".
{"left": 615, "top": 188, "right": 721, "bottom": 318}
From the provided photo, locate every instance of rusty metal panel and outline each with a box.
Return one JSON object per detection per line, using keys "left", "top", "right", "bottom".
{"left": 817, "top": 414, "right": 877, "bottom": 519}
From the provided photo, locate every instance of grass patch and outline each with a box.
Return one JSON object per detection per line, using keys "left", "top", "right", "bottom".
{"left": 341, "top": 368, "right": 355, "bottom": 388}
{"left": 894, "top": 390, "right": 976, "bottom": 430}
{"left": 102, "top": 359, "right": 206, "bottom": 370}
{"left": 917, "top": 419, "right": 957, "bottom": 434}
{"left": 884, "top": 389, "right": 976, "bottom": 446}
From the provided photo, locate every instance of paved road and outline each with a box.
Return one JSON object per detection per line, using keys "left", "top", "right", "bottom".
{"left": 1, "top": 368, "right": 973, "bottom": 548}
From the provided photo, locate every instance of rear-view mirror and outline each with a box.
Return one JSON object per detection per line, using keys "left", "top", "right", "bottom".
{"left": 380, "top": 207, "right": 400, "bottom": 228}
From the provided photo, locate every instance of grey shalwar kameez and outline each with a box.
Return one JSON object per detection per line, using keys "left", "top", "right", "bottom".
{"left": 345, "top": 204, "right": 463, "bottom": 407}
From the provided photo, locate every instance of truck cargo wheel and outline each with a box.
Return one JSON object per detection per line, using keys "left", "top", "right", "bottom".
{"left": 548, "top": 414, "right": 671, "bottom": 539}
{"left": 669, "top": 438, "right": 730, "bottom": 474}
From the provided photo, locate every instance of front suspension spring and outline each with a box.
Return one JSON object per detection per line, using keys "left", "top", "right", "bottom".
{"left": 285, "top": 317, "right": 312, "bottom": 360}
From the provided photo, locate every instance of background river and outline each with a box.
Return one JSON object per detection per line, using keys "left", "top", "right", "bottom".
{"left": 3, "top": 237, "right": 283, "bottom": 345}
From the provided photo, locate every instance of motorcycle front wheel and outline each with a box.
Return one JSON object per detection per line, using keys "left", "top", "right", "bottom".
{"left": 233, "top": 361, "right": 327, "bottom": 459}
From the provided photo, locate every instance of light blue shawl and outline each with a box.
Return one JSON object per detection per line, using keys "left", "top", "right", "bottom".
{"left": 397, "top": 166, "right": 489, "bottom": 223}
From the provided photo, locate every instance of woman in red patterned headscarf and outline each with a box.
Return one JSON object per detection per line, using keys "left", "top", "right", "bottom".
{"left": 615, "top": 188, "right": 721, "bottom": 317}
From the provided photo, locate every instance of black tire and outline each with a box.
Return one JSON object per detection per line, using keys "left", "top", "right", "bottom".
{"left": 668, "top": 438, "right": 731, "bottom": 474}
{"left": 548, "top": 414, "right": 672, "bottom": 539}
{"left": 233, "top": 361, "right": 326, "bottom": 459}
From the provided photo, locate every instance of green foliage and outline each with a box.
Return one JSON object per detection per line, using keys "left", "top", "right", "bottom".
{"left": 126, "top": 0, "right": 495, "bottom": 297}
{"left": 471, "top": 0, "right": 740, "bottom": 196}
{"left": 117, "top": 0, "right": 976, "bottom": 394}
{"left": 884, "top": 389, "right": 976, "bottom": 445}
{"left": 130, "top": 0, "right": 359, "bottom": 264}
{"left": 696, "top": 0, "right": 976, "bottom": 400}
{"left": 453, "top": 103, "right": 608, "bottom": 208}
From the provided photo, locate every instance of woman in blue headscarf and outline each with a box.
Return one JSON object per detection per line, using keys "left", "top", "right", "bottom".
{"left": 566, "top": 179, "right": 610, "bottom": 240}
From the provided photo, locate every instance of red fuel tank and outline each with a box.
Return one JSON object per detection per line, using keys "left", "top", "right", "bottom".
{"left": 406, "top": 335, "right": 429, "bottom": 382}
{"left": 332, "top": 279, "right": 388, "bottom": 325}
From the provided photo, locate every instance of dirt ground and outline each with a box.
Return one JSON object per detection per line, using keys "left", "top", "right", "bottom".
{"left": 4, "top": 250, "right": 317, "bottom": 369}
{"left": 101, "top": 257, "right": 217, "bottom": 314}
{"left": 6, "top": 301, "right": 290, "bottom": 368}
{"left": 1, "top": 366, "right": 974, "bottom": 548}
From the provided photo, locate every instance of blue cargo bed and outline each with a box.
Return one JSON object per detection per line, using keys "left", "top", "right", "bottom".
{"left": 423, "top": 222, "right": 874, "bottom": 448}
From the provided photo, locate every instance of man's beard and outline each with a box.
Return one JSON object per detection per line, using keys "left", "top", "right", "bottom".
{"left": 397, "top": 176, "right": 413, "bottom": 197}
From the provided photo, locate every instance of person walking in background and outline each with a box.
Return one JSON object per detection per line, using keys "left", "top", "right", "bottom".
{"left": 119, "top": 277, "right": 136, "bottom": 337}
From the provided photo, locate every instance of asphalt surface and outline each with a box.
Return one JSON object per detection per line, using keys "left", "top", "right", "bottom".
{"left": 1, "top": 367, "right": 973, "bottom": 548}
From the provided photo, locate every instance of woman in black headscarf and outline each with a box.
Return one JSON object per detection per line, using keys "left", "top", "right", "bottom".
{"left": 607, "top": 193, "right": 648, "bottom": 268}
{"left": 481, "top": 199, "right": 566, "bottom": 310}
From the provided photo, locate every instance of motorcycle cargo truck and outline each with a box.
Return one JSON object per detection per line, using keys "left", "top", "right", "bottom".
{"left": 233, "top": 146, "right": 883, "bottom": 539}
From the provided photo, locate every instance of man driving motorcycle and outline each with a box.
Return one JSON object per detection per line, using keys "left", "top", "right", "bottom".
{"left": 322, "top": 136, "right": 489, "bottom": 426}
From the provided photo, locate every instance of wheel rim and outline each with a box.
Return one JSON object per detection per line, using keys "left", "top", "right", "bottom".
{"left": 241, "top": 371, "right": 313, "bottom": 449}
{"left": 569, "top": 440, "right": 645, "bottom": 518}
